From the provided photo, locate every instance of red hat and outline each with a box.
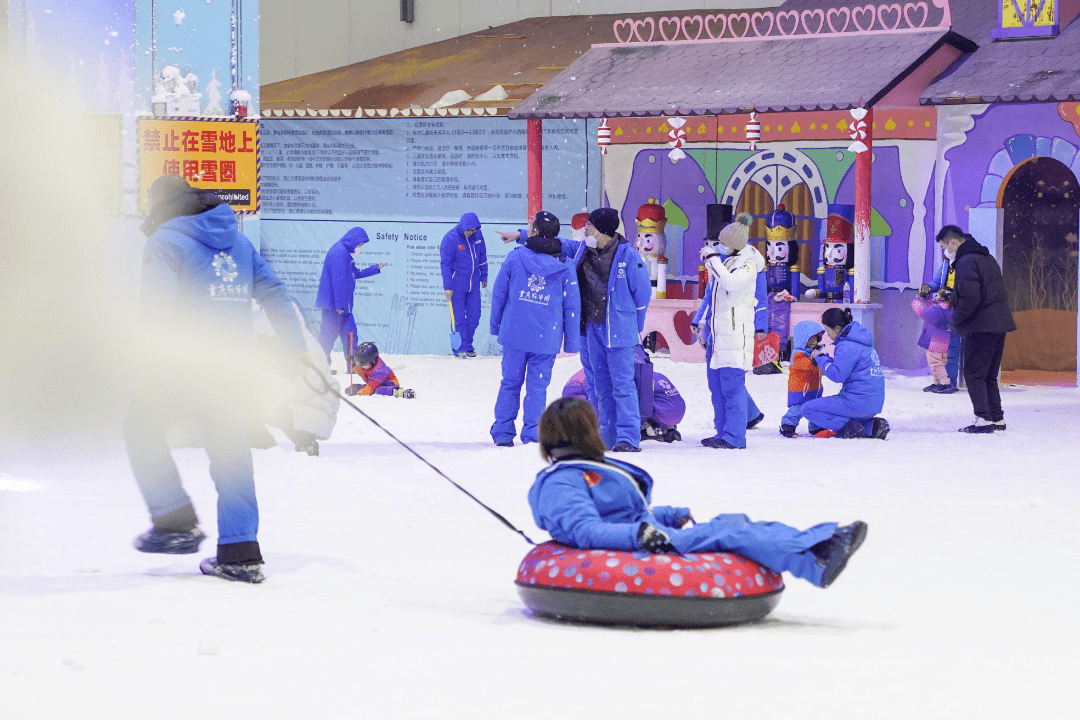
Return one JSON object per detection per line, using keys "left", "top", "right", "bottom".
{"left": 571, "top": 208, "right": 590, "bottom": 230}
{"left": 636, "top": 198, "right": 666, "bottom": 224}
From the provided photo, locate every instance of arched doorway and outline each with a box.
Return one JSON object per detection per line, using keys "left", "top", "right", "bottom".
{"left": 999, "top": 156, "right": 1079, "bottom": 375}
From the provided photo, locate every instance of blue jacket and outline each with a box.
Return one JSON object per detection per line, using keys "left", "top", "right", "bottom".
{"left": 926, "top": 254, "right": 950, "bottom": 293}
{"left": 440, "top": 212, "right": 488, "bottom": 292}
{"left": 528, "top": 457, "right": 690, "bottom": 551}
{"left": 315, "top": 227, "right": 381, "bottom": 313}
{"left": 692, "top": 258, "right": 768, "bottom": 344}
{"left": 815, "top": 321, "right": 884, "bottom": 416}
{"left": 141, "top": 203, "right": 304, "bottom": 354}
{"left": 562, "top": 236, "right": 652, "bottom": 348}
{"left": 489, "top": 245, "right": 581, "bottom": 354}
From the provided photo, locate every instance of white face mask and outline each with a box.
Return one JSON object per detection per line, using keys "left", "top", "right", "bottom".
{"left": 943, "top": 245, "right": 956, "bottom": 261}
{"left": 584, "top": 234, "right": 599, "bottom": 249}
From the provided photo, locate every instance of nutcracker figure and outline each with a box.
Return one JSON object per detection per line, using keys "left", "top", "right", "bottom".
{"left": 635, "top": 198, "right": 668, "bottom": 297}
{"left": 817, "top": 204, "right": 855, "bottom": 302}
{"left": 765, "top": 203, "right": 801, "bottom": 348}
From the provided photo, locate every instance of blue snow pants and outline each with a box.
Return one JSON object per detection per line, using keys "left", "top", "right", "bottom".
{"left": 451, "top": 285, "right": 482, "bottom": 354}
{"left": 746, "top": 390, "right": 761, "bottom": 424}
{"left": 781, "top": 402, "right": 807, "bottom": 429}
{"left": 671, "top": 514, "right": 838, "bottom": 586}
{"left": 582, "top": 323, "right": 638, "bottom": 449}
{"left": 491, "top": 347, "right": 557, "bottom": 444}
{"left": 705, "top": 347, "right": 748, "bottom": 448}
{"left": 318, "top": 309, "right": 357, "bottom": 361}
{"left": 802, "top": 395, "right": 874, "bottom": 434}
{"left": 945, "top": 332, "right": 960, "bottom": 388}
{"left": 124, "top": 389, "right": 259, "bottom": 548}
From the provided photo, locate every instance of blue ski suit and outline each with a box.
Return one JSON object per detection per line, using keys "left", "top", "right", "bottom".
{"left": 802, "top": 321, "right": 885, "bottom": 434}
{"left": 489, "top": 243, "right": 581, "bottom": 444}
{"left": 441, "top": 212, "right": 488, "bottom": 354}
{"left": 316, "top": 227, "right": 381, "bottom": 359}
{"left": 566, "top": 235, "right": 652, "bottom": 449}
{"left": 127, "top": 202, "right": 305, "bottom": 560}
{"left": 528, "top": 457, "right": 838, "bottom": 586}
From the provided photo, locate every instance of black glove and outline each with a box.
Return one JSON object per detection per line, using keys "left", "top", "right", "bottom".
{"left": 637, "top": 522, "right": 674, "bottom": 553}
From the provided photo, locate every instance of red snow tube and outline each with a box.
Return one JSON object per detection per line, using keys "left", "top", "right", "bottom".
{"left": 516, "top": 542, "right": 784, "bottom": 628}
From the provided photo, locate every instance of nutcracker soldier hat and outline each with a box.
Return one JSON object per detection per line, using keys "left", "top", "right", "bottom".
{"left": 824, "top": 203, "right": 855, "bottom": 269}
{"left": 704, "top": 203, "right": 734, "bottom": 241}
{"left": 765, "top": 203, "right": 797, "bottom": 242}
{"left": 635, "top": 198, "right": 667, "bottom": 233}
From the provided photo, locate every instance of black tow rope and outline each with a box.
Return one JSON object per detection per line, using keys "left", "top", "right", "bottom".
{"left": 301, "top": 359, "right": 535, "bottom": 545}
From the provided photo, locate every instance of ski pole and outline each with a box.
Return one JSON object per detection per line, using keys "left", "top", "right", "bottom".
{"left": 348, "top": 331, "right": 354, "bottom": 391}
{"left": 300, "top": 360, "right": 535, "bottom": 545}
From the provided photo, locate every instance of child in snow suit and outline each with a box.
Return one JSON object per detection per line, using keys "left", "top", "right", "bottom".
{"left": 346, "top": 342, "right": 414, "bottom": 398}
{"left": 919, "top": 250, "right": 960, "bottom": 392}
{"left": 528, "top": 397, "right": 868, "bottom": 589}
{"left": 910, "top": 292, "right": 955, "bottom": 392}
{"left": 316, "top": 227, "right": 386, "bottom": 364}
{"left": 489, "top": 211, "right": 581, "bottom": 446}
{"left": 803, "top": 307, "right": 888, "bottom": 439}
{"left": 779, "top": 320, "right": 825, "bottom": 437}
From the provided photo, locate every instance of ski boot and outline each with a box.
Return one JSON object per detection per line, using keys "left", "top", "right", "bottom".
{"left": 134, "top": 527, "right": 206, "bottom": 555}
{"left": 812, "top": 521, "right": 868, "bottom": 588}
{"left": 199, "top": 557, "right": 265, "bottom": 584}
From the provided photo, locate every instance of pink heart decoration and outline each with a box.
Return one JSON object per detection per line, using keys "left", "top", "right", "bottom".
{"left": 877, "top": 3, "right": 902, "bottom": 30}
{"left": 801, "top": 9, "right": 825, "bottom": 34}
{"left": 826, "top": 7, "right": 851, "bottom": 33}
{"left": 704, "top": 13, "right": 728, "bottom": 39}
{"left": 903, "top": 2, "right": 928, "bottom": 28}
{"left": 751, "top": 11, "right": 774, "bottom": 37}
{"left": 851, "top": 5, "right": 876, "bottom": 31}
{"left": 613, "top": 18, "right": 634, "bottom": 43}
{"left": 730, "top": 12, "right": 752, "bottom": 38}
{"left": 681, "top": 15, "right": 704, "bottom": 40}
{"left": 633, "top": 17, "right": 655, "bottom": 43}
{"left": 776, "top": 10, "right": 799, "bottom": 35}
{"left": 658, "top": 16, "right": 680, "bottom": 42}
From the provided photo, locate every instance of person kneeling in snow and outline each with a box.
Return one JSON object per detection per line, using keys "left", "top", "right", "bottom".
{"left": 345, "top": 342, "right": 414, "bottom": 398}
{"left": 528, "top": 397, "right": 867, "bottom": 588}
{"left": 561, "top": 345, "right": 685, "bottom": 444}
{"left": 803, "top": 307, "right": 889, "bottom": 439}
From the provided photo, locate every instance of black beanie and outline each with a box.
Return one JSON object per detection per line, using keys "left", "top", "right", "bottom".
{"left": 533, "top": 210, "right": 560, "bottom": 238}
{"left": 587, "top": 207, "right": 620, "bottom": 237}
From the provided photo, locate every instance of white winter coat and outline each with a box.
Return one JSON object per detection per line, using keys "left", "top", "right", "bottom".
{"left": 705, "top": 245, "right": 765, "bottom": 371}
{"left": 254, "top": 301, "right": 341, "bottom": 440}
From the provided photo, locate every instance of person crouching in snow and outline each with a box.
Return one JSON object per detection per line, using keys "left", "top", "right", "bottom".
{"left": 699, "top": 213, "right": 764, "bottom": 449}
{"left": 528, "top": 397, "right": 868, "bottom": 589}
{"left": 779, "top": 321, "right": 825, "bottom": 438}
{"left": 561, "top": 345, "right": 686, "bottom": 444}
{"left": 489, "top": 211, "right": 581, "bottom": 447}
{"left": 345, "top": 342, "right": 414, "bottom": 398}
{"left": 910, "top": 291, "right": 955, "bottom": 393}
{"left": 803, "top": 307, "right": 889, "bottom": 439}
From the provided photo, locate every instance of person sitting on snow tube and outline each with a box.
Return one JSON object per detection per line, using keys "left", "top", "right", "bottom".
{"left": 527, "top": 397, "right": 868, "bottom": 589}
{"left": 804, "top": 307, "right": 889, "bottom": 439}
{"left": 562, "top": 346, "right": 685, "bottom": 443}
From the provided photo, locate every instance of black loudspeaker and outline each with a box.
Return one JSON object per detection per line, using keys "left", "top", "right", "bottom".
{"left": 400, "top": 0, "right": 415, "bottom": 23}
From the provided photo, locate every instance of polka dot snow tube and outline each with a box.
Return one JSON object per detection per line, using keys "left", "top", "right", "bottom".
{"left": 516, "top": 542, "right": 784, "bottom": 628}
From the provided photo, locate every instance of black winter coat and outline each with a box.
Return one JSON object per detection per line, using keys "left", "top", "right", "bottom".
{"left": 949, "top": 238, "right": 1017, "bottom": 336}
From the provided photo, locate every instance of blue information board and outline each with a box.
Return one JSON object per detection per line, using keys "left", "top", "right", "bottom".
{"left": 260, "top": 117, "right": 598, "bottom": 356}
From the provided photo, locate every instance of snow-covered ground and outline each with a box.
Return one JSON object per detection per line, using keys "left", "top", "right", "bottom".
{"left": 2, "top": 354, "right": 1078, "bottom": 719}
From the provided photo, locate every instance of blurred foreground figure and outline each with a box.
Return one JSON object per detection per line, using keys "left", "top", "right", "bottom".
{"left": 127, "top": 175, "right": 305, "bottom": 583}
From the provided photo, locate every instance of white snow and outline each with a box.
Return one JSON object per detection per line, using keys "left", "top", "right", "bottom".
{"left": 1, "top": 354, "right": 1077, "bottom": 718}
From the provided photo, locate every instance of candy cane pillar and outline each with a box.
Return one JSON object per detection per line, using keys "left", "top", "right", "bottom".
{"left": 853, "top": 109, "right": 873, "bottom": 303}
{"left": 527, "top": 118, "right": 543, "bottom": 219}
